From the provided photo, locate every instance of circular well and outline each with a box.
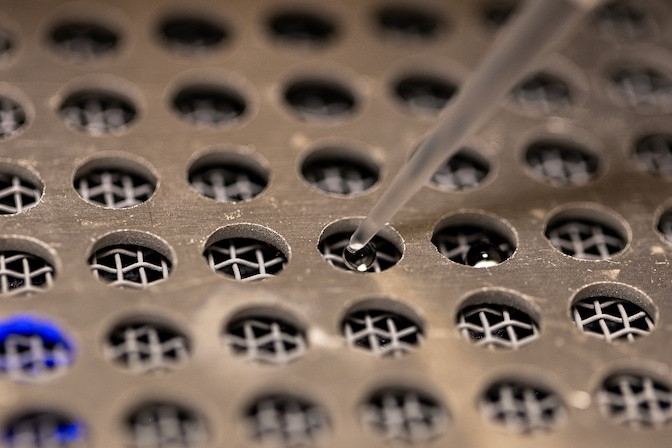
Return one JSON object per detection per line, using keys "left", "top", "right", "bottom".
{"left": 73, "top": 155, "right": 157, "bottom": 209}
{"left": 598, "top": 370, "right": 672, "bottom": 429}
{"left": 0, "top": 26, "right": 15, "bottom": 62}
{"left": 341, "top": 298, "right": 423, "bottom": 357}
{"left": 593, "top": 1, "right": 654, "bottom": 40}
{"left": 361, "top": 385, "right": 447, "bottom": 442}
{"left": 172, "top": 84, "right": 247, "bottom": 128}
{"left": 480, "top": 2, "right": 518, "bottom": 28}
{"left": 0, "top": 94, "right": 28, "bottom": 140}
{"left": 104, "top": 315, "right": 190, "bottom": 374}
{"left": 544, "top": 205, "right": 629, "bottom": 260}
{"left": 300, "top": 146, "right": 380, "bottom": 196}
{"left": 266, "top": 8, "right": 337, "bottom": 47}
{"left": 432, "top": 212, "right": 517, "bottom": 267}
{"left": 570, "top": 282, "right": 655, "bottom": 342}
{"left": 0, "top": 314, "right": 75, "bottom": 382}
{"left": 374, "top": 5, "right": 445, "bottom": 41}
{"left": 318, "top": 219, "right": 403, "bottom": 274}
{"left": 0, "top": 237, "right": 58, "bottom": 296}
{"left": 59, "top": 88, "right": 137, "bottom": 135}
{"left": 2, "top": 409, "right": 86, "bottom": 446}
{"left": 88, "top": 231, "right": 174, "bottom": 289}
{"left": 223, "top": 307, "right": 307, "bottom": 365}
{"left": 429, "top": 147, "right": 491, "bottom": 192}
{"left": 244, "top": 393, "right": 329, "bottom": 446}
{"left": 511, "top": 72, "right": 572, "bottom": 113}
{"left": 283, "top": 78, "right": 356, "bottom": 121}
{"left": 125, "top": 401, "right": 208, "bottom": 447}
{"left": 607, "top": 64, "right": 672, "bottom": 113}
{"left": 48, "top": 20, "right": 119, "bottom": 60}
{"left": 456, "top": 289, "right": 540, "bottom": 350}
{"left": 393, "top": 74, "right": 457, "bottom": 115}
{"left": 158, "top": 15, "right": 229, "bottom": 53}
{"left": 0, "top": 162, "right": 44, "bottom": 215}
{"left": 523, "top": 139, "right": 599, "bottom": 187}
{"left": 634, "top": 133, "right": 672, "bottom": 178}
{"left": 188, "top": 149, "right": 269, "bottom": 203}
{"left": 203, "top": 224, "right": 290, "bottom": 282}
{"left": 480, "top": 378, "right": 566, "bottom": 433}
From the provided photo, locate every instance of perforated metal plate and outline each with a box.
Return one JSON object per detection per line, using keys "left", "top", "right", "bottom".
{"left": 1, "top": 0, "right": 672, "bottom": 447}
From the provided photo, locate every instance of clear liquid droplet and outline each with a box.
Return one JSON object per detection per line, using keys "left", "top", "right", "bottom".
{"left": 343, "top": 242, "right": 377, "bottom": 272}
{"left": 464, "top": 241, "right": 503, "bottom": 268}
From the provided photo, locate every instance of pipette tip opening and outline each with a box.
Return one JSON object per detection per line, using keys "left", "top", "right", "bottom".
{"left": 343, "top": 242, "right": 377, "bottom": 272}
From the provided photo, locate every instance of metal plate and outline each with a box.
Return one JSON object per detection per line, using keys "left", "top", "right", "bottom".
{"left": 0, "top": 0, "right": 671, "bottom": 446}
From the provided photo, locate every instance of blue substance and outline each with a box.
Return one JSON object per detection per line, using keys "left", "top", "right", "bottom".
{"left": 3, "top": 413, "right": 85, "bottom": 445}
{"left": 54, "top": 421, "right": 84, "bottom": 443}
{"left": 0, "top": 315, "right": 75, "bottom": 368}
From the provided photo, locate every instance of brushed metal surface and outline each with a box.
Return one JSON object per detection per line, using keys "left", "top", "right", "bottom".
{"left": 0, "top": 0, "right": 670, "bottom": 446}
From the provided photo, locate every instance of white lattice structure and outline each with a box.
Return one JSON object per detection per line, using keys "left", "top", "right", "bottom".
{"left": 599, "top": 373, "right": 672, "bottom": 428}
{"left": 611, "top": 67, "right": 672, "bottom": 110}
{"left": 512, "top": 73, "right": 571, "bottom": 113}
{"left": 0, "top": 252, "right": 54, "bottom": 296}
{"left": 343, "top": 310, "right": 422, "bottom": 357}
{"left": 160, "top": 17, "right": 227, "bottom": 50}
{"left": 76, "top": 170, "right": 153, "bottom": 209}
{"left": 190, "top": 166, "right": 265, "bottom": 202}
{"left": 60, "top": 93, "right": 135, "bottom": 135}
{"left": 105, "top": 323, "right": 189, "bottom": 373}
{"left": 225, "top": 317, "right": 306, "bottom": 364}
{"left": 0, "top": 334, "right": 71, "bottom": 381}
{"left": 636, "top": 135, "right": 672, "bottom": 177}
{"left": 128, "top": 403, "right": 207, "bottom": 448}
{"left": 573, "top": 297, "right": 654, "bottom": 342}
{"left": 204, "top": 239, "right": 286, "bottom": 281}
{"left": 0, "top": 174, "right": 41, "bottom": 214}
{"left": 51, "top": 23, "right": 118, "bottom": 60}
{"left": 362, "top": 388, "right": 446, "bottom": 442}
{"left": 285, "top": 82, "right": 354, "bottom": 119}
{"left": 526, "top": 143, "right": 596, "bottom": 186}
{"left": 89, "top": 245, "right": 170, "bottom": 288}
{"left": 457, "top": 304, "right": 539, "bottom": 349}
{"left": 546, "top": 220, "right": 625, "bottom": 260}
{"left": 481, "top": 382, "right": 566, "bottom": 433}
{"left": 302, "top": 159, "right": 376, "bottom": 195}
{"left": 595, "top": 1, "right": 650, "bottom": 39}
{"left": 247, "top": 395, "right": 328, "bottom": 448}
{"left": 431, "top": 151, "right": 489, "bottom": 191}
{"left": 174, "top": 89, "right": 244, "bottom": 126}
{"left": 0, "top": 97, "right": 26, "bottom": 139}
{"left": 3, "top": 411, "right": 83, "bottom": 448}
{"left": 395, "top": 76, "right": 455, "bottom": 114}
